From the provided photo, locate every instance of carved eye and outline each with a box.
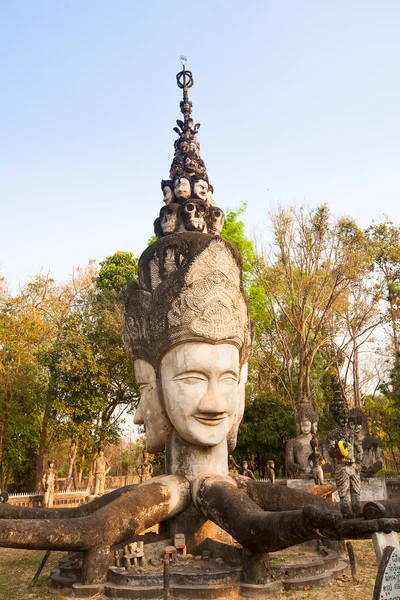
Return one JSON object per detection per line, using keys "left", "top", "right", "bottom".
{"left": 213, "top": 211, "right": 221, "bottom": 218}
{"left": 185, "top": 203, "right": 195, "bottom": 213}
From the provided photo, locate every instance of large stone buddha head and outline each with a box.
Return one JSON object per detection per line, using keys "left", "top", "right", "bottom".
{"left": 124, "top": 234, "right": 252, "bottom": 455}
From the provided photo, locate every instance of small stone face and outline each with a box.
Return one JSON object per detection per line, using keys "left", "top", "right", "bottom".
{"left": 181, "top": 200, "right": 207, "bottom": 232}
{"left": 133, "top": 359, "right": 171, "bottom": 453}
{"left": 174, "top": 177, "right": 191, "bottom": 201}
{"left": 209, "top": 208, "right": 224, "bottom": 235}
{"left": 163, "top": 186, "right": 174, "bottom": 205}
{"left": 300, "top": 420, "right": 312, "bottom": 435}
{"left": 160, "top": 204, "right": 179, "bottom": 235}
{"left": 193, "top": 179, "right": 208, "bottom": 201}
{"left": 161, "top": 342, "right": 240, "bottom": 447}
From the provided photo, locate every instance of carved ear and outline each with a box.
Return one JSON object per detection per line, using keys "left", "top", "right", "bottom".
{"left": 176, "top": 119, "right": 184, "bottom": 129}
{"left": 173, "top": 127, "right": 181, "bottom": 135}
{"left": 194, "top": 123, "right": 200, "bottom": 133}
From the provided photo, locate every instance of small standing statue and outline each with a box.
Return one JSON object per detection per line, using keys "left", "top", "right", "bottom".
{"left": 93, "top": 448, "right": 111, "bottom": 496}
{"left": 285, "top": 404, "right": 319, "bottom": 478}
{"left": 308, "top": 434, "right": 325, "bottom": 485}
{"left": 326, "top": 390, "right": 363, "bottom": 518}
{"left": 348, "top": 407, "right": 385, "bottom": 477}
{"left": 42, "top": 460, "right": 56, "bottom": 508}
{"left": 266, "top": 460, "right": 276, "bottom": 484}
{"left": 137, "top": 451, "right": 153, "bottom": 483}
{"left": 230, "top": 456, "right": 256, "bottom": 479}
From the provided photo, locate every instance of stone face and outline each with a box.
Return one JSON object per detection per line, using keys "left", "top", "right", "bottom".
{"left": 133, "top": 359, "right": 171, "bottom": 453}
{"left": 161, "top": 343, "right": 239, "bottom": 448}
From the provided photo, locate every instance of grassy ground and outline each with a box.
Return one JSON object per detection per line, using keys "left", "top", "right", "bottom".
{"left": 0, "top": 548, "right": 66, "bottom": 600}
{"left": 280, "top": 540, "right": 378, "bottom": 600}
{"left": 0, "top": 540, "right": 381, "bottom": 599}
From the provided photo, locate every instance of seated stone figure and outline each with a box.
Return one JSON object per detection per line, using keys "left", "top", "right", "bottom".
{"left": 285, "top": 404, "right": 319, "bottom": 478}
{"left": 348, "top": 407, "right": 384, "bottom": 477}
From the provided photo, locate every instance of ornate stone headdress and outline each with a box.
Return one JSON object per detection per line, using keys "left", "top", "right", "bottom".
{"left": 124, "top": 65, "right": 252, "bottom": 368}
{"left": 330, "top": 388, "right": 349, "bottom": 423}
{"left": 295, "top": 404, "right": 318, "bottom": 424}
{"left": 124, "top": 233, "right": 252, "bottom": 368}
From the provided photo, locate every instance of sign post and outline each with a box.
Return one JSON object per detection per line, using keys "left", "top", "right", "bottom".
{"left": 373, "top": 546, "right": 400, "bottom": 600}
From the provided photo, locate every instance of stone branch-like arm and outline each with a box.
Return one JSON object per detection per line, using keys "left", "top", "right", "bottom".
{"left": 193, "top": 475, "right": 400, "bottom": 553}
{"left": 0, "top": 476, "right": 190, "bottom": 584}
{"left": 0, "top": 484, "right": 139, "bottom": 520}
{"left": 232, "top": 475, "right": 340, "bottom": 512}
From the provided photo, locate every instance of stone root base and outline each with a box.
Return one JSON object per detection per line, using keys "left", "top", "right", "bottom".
{"left": 50, "top": 542, "right": 349, "bottom": 598}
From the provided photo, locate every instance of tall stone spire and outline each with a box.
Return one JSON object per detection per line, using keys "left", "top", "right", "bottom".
{"left": 168, "top": 63, "right": 210, "bottom": 185}
{"left": 156, "top": 62, "right": 225, "bottom": 239}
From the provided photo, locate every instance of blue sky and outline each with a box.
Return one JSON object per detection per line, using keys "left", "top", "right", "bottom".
{"left": 1, "top": 1, "right": 400, "bottom": 293}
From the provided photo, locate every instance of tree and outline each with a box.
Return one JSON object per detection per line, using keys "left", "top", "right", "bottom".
{"left": 46, "top": 253, "right": 139, "bottom": 489}
{"left": 96, "top": 251, "right": 138, "bottom": 293}
{"left": 253, "top": 205, "right": 369, "bottom": 412}
{"left": 234, "top": 393, "right": 295, "bottom": 478}
{"left": 366, "top": 219, "right": 400, "bottom": 361}
{"left": 221, "top": 202, "right": 255, "bottom": 280}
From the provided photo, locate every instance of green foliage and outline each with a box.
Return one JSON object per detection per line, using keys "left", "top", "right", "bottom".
{"left": 96, "top": 251, "right": 138, "bottom": 292}
{"left": 234, "top": 394, "right": 295, "bottom": 478}
{"left": 364, "top": 393, "right": 400, "bottom": 469}
{"left": 221, "top": 202, "right": 255, "bottom": 278}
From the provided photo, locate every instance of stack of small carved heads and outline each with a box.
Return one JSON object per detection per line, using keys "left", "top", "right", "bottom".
{"left": 154, "top": 177, "right": 225, "bottom": 238}
{"left": 153, "top": 65, "right": 225, "bottom": 239}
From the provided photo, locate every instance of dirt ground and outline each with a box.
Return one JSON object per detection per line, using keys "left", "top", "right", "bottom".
{"left": 0, "top": 540, "right": 381, "bottom": 599}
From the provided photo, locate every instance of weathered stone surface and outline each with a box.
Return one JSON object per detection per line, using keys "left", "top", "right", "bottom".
{"left": 373, "top": 532, "right": 400, "bottom": 566}
{"left": 240, "top": 581, "right": 283, "bottom": 598}
{"left": 0, "top": 476, "right": 189, "bottom": 554}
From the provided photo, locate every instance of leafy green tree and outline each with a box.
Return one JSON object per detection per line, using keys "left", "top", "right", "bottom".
{"left": 234, "top": 394, "right": 295, "bottom": 478}
{"left": 221, "top": 202, "right": 255, "bottom": 279}
{"left": 45, "top": 254, "right": 139, "bottom": 488}
{"left": 366, "top": 219, "right": 400, "bottom": 360}
{"left": 252, "top": 205, "right": 369, "bottom": 411}
{"left": 96, "top": 251, "right": 138, "bottom": 293}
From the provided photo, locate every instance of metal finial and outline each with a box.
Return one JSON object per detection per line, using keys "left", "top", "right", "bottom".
{"left": 180, "top": 55, "right": 187, "bottom": 67}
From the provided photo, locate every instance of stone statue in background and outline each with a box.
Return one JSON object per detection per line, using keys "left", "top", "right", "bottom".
{"left": 137, "top": 451, "right": 153, "bottom": 483}
{"left": 266, "top": 460, "right": 276, "bottom": 484}
{"left": 230, "top": 456, "right": 256, "bottom": 480}
{"left": 93, "top": 448, "right": 111, "bottom": 496}
{"left": 327, "top": 391, "right": 363, "bottom": 517}
{"left": 348, "top": 407, "right": 385, "bottom": 477}
{"left": 42, "top": 460, "right": 56, "bottom": 508}
{"left": 285, "top": 404, "right": 319, "bottom": 478}
{"left": 308, "top": 434, "right": 325, "bottom": 485}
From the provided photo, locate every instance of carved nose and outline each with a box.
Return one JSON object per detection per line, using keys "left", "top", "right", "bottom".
{"left": 198, "top": 380, "right": 228, "bottom": 414}
{"left": 134, "top": 400, "right": 144, "bottom": 425}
